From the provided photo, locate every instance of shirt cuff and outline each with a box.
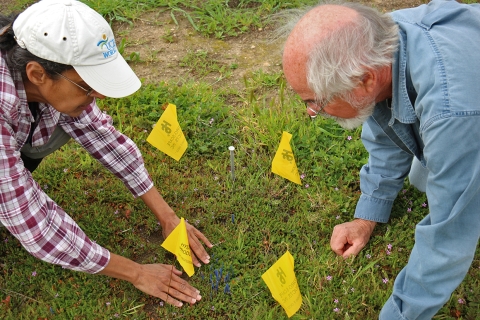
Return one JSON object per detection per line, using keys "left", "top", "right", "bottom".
{"left": 124, "top": 165, "right": 154, "bottom": 198}
{"left": 59, "top": 242, "right": 111, "bottom": 274}
{"left": 79, "top": 245, "right": 111, "bottom": 274}
{"left": 380, "top": 296, "right": 408, "bottom": 320}
{"left": 354, "top": 193, "right": 393, "bottom": 223}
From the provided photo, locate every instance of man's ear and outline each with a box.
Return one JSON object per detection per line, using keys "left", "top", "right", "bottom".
{"left": 25, "top": 61, "right": 49, "bottom": 86}
{"left": 359, "top": 69, "right": 377, "bottom": 94}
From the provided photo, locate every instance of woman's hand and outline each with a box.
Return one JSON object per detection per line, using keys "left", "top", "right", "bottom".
{"left": 133, "top": 263, "right": 201, "bottom": 307}
{"left": 99, "top": 253, "right": 202, "bottom": 307}
{"left": 161, "top": 216, "right": 213, "bottom": 267}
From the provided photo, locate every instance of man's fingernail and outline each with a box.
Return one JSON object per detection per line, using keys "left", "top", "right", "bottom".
{"left": 178, "top": 302, "right": 183, "bottom": 307}
{"left": 191, "top": 298, "right": 197, "bottom": 304}
{"left": 197, "top": 294, "right": 202, "bottom": 300}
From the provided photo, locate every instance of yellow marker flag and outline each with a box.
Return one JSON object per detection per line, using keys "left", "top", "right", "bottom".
{"left": 147, "top": 103, "right": 188, "bottom": 161}
{"left": 271, "top": 131, "right": 301, "bottom": 184}
{"left": 161, "top": 218, "right": 195, "bottom": 277}
{"left": 261, "top": 251, "right": 302, "bottom": 318}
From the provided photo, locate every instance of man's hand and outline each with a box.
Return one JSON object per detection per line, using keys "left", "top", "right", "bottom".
{"left": 330, "top": 219, "right": 377, "bottom": 258}
{"left": 161, "top": 217, "right": 212, "bottom": 267}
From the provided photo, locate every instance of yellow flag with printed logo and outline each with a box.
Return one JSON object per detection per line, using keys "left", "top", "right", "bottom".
{"left": 271, "top": 131, "right": 301, "bottom": 184}
{"left": 261, "top": 251, "right": 302, "bottom": 318}
{"left": 161, "top": 218, "right": 194, "bottom": 277}
{"left": 147, "top": 103, "right": 188, "bottom": 161}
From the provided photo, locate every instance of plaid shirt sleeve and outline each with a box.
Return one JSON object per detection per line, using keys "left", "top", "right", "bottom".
{"left": 58, "top": 102, "right": 154, "bottom": 197}
{"left": 0, "top": 116, "right": 110, "bottom": 274}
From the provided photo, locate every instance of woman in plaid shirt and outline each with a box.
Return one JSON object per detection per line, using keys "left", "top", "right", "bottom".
{"left": 0, "top": 0, "right": 211, "bottom": 307}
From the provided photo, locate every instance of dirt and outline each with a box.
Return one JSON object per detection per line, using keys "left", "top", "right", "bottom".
{"left": 114, "top": 10, "right": 284, "bottom": 90}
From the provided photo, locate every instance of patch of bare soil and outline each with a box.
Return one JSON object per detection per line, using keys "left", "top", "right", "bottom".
{"left": 370, "top": 0, "right": 429, "bottom": 12}
{"left": 0, "top": 3, "right": 10, "bottom": 13}
{"left": 114, "top": 11, "right": 283, "bottom": 90}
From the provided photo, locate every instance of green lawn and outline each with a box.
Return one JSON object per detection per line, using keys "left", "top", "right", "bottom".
{"left": 1, "top": 1, "right": 479, "bottom": 319}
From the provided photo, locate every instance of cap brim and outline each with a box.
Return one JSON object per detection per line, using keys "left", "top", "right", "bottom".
{"left": 74, "top": 55, "right": 141, "bottom": 98}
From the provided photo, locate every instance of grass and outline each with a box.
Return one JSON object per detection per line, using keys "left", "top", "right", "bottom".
{"left": 1, "top": 0, "right": 479, "bottom": 319}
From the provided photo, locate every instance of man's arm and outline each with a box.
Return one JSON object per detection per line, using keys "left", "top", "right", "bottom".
{"left": 330, "top": 111, "right": 413, "bottom": 257}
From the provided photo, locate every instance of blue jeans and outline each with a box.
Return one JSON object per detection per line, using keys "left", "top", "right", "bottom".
{"left": 408, "top": 158, "right": 427, "bottom": 193}
{"left": 380, "top": 158, "right": 479, "bottom": 319}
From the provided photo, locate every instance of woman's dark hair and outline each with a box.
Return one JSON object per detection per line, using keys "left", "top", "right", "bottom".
{"left": 0, "top": 13, "right": 72, "bottom": 79}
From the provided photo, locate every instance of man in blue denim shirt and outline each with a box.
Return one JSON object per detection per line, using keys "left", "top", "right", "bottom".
{"left": 281, "top": 0, "right": 480, "bottom": 319}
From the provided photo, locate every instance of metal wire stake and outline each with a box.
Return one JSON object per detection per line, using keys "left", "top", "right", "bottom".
{"left": 228, "top": 146, "right": 235, "bottom": 181}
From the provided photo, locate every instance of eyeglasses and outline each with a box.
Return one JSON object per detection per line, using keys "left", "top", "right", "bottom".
{"left": 304, "top": 98, "right": 330, "bottom": 119}
{"left": 55, "top": 72, "right": 94, "bottom": 96}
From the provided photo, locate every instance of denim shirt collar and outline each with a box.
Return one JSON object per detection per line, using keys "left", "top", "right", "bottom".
{"left": 390, "top": 28, "right": 418, "bottom": 126}
{"left": 370, "top": 27, "right": 424, "bottom": 161}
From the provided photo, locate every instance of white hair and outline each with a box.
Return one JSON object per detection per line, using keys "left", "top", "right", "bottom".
{"left": 306, "top": 2, "right": 399, "bottom": 100}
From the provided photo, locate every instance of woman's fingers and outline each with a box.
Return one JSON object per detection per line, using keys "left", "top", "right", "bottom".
{"left": 185, "top": 223, "right": 211, "bottom": 266}
{"left": 163, "top": 271, "right": 202, "bottom": 306}
{"left": 133, "top": 264, "right": 201, "bottom": 307}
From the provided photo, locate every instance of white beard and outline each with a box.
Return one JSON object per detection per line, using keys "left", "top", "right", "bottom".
{"left": 328, "top": 99, "right": 376, "bottom": 130}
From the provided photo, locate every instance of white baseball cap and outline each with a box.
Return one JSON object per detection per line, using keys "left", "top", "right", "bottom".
{"left": 12, "top": 0, "right": 141, "bottom": 98}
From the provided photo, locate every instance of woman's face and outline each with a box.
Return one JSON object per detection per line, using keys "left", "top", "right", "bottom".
{"left": 46, "top": 69, "right": 106, "bottom": 117}
{"left": 27, "top": 67, "right": 106, "bottom": 117}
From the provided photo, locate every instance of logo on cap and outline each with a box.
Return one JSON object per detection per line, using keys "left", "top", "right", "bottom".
{"left": 97, "top": 34, "right": 117, "bottom": 59}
